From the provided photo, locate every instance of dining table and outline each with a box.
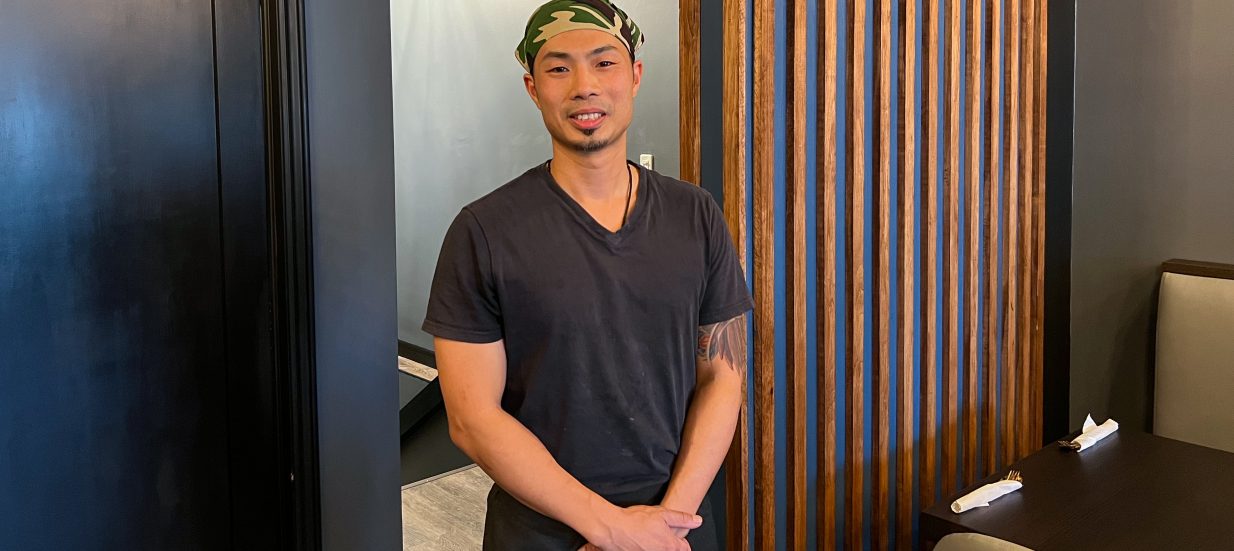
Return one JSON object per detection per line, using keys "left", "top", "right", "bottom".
{"left": 920, "top": 429, "right": 1234, "bottom": 550}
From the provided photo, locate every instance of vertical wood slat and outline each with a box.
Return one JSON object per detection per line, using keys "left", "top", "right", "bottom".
{"left": 982, "top": 0, "right": 1002, "bottom": 476}
{"left": 817, "top": 0, "right": 840, "bottom": 547}
{"left": 920, "top": 0, "right": 941, "bottom": 510}
{"left": 943, "top": 0, "right": 962, "bottom": 496}
{"left": 963, "top": 0, "right": 982, "bottom": 486}
{"left": 1017, "top": 0, "right": 1034, "bottom": 459}
{"left": 751, "top": 0, "right": 776, "bottom": 548}
{"left": 844, "top": 0, "right": 868, "bottom": 546}
{"left": 721, "top": 0, "right": 749, "bottom": 547}
{"left": 872, "top": 0, "right": 893, "bottom": 547}
{"left": 679, "top": 0, "right": 701, "bottom": 184}
{"left": 895, "top": 0, "right": 918, "bottom": 546}
{"left": 1000, "top": 0, "right": 1021, "bottom": 469}
{"left": 1033, "top": 0, "right": 1048, "bottom": 450}
{"left": 785, "top": 0, "right": 809, "bottom": 547}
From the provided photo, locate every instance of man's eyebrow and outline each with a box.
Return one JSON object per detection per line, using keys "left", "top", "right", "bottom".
{"left": 540, "top": 51, "right": 572, "bottom": 62}
{"left": 588, "top": 45, "right": 618, "bottom": 57}
{"left": 540, "top": 45, "right": 620, "bottom": 62}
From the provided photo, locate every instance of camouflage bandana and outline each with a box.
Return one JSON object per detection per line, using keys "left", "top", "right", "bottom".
{"left": 515, "top": 0, "right": 645, "bottom": 74}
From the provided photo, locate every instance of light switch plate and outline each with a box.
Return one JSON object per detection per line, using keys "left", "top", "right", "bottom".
{"left": 639, "top": 154, "right": 654, "bottom": 170}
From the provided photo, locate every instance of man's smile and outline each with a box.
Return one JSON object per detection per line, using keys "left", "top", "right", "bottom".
{"left": 568, "top": 109, "right": 608, "bottom": 130}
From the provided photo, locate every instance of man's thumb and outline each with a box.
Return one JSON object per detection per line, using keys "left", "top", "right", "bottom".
{"left": 664, "top": 510, "right": 704, "bottom": 529}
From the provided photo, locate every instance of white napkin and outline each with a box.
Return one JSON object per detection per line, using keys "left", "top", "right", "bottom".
{"left": 1071, "top": 414, "right": 1119, "bottom": 451}
{"left": 950, "top": 480, "right": 1023, "bottom": 513}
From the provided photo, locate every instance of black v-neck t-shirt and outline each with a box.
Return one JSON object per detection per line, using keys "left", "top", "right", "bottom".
{"left": 422, "top": 161, "right": 753, "bottom": 497}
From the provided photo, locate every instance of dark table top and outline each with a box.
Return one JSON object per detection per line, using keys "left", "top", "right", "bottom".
{"left": 921, "top": 430, "right": 1234, "bottom": 550}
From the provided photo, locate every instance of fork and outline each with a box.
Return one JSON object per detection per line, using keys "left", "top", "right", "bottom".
{"left": 1002, "top": 470, "right": 1023, "bottom": 483}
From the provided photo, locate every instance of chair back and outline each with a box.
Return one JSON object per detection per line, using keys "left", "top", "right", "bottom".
{"left": 1155, "top": 259, "right": 1234, "bottom": 453}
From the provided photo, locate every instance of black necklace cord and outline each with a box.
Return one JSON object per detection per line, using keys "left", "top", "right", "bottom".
{"left": 621, "top": 162, "right": 632, "bottom": 229}
{"left": 545, "top": 159, "right": 634, "bottom": 231}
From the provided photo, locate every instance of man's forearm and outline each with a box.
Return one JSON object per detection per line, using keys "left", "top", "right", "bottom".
{"left": 452, "top": 409, "right": 616, "bottom": 542}
{"left": 660, "top": 371, "right": 743, "bottom": 514}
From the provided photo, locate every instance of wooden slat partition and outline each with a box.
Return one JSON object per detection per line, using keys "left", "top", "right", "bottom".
{"left": 707, "top": 0, "right": 1051, "bottom": 546}
{"left": 943, "top": 0, "right": 962, "bottom": 497}
{"left": 816, "top": 0, "right": 840, "bottom": 548}
{"left": 921, "top": 0, "right": 942, "bottom": 511}
{"left": 1000, "top": 0, "right": 1021, "bottom": 469}
{"left": 679, "top": 0, "right": 701, "bottom": 184}
{"left": 844, "top": 0, "right": 867, "bottom": 547}
{"left": 895, "top": 0, "right": 918, "bottom": 546}
{"left": 720, "top": 0, "right": 748, "bottom": 547}
{"left": 752, "top": 0, "right": 776, "bottom": 547}
{"left": 784, "top": 0, "right": 809, "bottom": 546}
{"left": 872, "top": 0, "right": 893, "bottom": 547}
{"left": 983, "top": 0, "right": 1003, "bottom": 476}
{"left": 964, "top": 0, "right": 982, "bottom": 486}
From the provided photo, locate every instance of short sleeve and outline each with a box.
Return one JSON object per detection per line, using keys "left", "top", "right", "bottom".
{"left": 421, "top": 209, "right": 504, "bottom": 343}
{"left": 698, "top": 196, "right": 754, "bottom": 325}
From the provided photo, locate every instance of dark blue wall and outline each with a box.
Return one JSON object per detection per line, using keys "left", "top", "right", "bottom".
{"left": 304, "top": 0, "right": 402, "bottom": 548}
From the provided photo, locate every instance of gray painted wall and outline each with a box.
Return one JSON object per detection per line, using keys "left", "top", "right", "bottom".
{"left": 305, "top": 0, "right": 401, "bottom": 547}
{"left": 392, "top": 0, "right": 680, "bottom": 348}
{"left": 1071, "top": 0, "right": 1234, "bottom": 431}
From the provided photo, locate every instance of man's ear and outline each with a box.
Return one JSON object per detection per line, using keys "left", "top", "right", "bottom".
{"left": 631, "top": 59, "right": 644, "bottom": 98}
{"left": 523, "top": 72, "right": 542, "bottom": 109}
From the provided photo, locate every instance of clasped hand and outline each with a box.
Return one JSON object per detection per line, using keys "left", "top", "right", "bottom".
{"left": 579, "top": 505, "right": 702, "bottom": 551}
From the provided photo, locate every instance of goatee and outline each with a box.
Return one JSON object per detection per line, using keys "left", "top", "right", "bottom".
{"left": 570, "top": 131, "right": 615, "bottom": 153}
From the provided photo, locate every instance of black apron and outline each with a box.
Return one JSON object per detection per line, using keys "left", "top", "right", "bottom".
{"left": 482, "top": 483, "right": 719, "bottom": 550}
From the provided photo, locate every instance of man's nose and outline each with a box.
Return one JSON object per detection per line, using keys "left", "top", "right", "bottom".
{"left": 570, "top": 66, "right": 601, "bottom": 100}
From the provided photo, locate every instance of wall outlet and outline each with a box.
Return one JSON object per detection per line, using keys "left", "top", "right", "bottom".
{"left": 639, "top": 154, "right": 654, "bottom": 170}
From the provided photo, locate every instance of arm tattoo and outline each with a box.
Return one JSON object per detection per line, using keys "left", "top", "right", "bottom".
{"left": 696, "top": 314, "right": 748, "bottom": 375}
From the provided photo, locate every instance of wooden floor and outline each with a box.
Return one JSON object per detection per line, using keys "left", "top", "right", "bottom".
{"left": 402, "top": 464, "right": 492, "bottom": 550}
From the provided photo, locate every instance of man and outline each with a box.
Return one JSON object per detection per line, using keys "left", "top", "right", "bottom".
{"left": 422, "top": 1, "right": 752, "bottom": 549}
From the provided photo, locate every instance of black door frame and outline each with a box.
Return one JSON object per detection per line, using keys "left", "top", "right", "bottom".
{"left": 260, "top": 0, "right": 322, "bottom": 547}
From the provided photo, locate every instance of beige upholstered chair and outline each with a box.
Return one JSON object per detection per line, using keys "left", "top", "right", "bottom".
{"left": 1154, "top": 260, "right": 1234, "bottom": 453}
{"left": 934, "top": 533, "right": 1033, "bottom": 551}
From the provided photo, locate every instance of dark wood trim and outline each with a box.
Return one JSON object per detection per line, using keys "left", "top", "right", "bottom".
{"left": 1043, "top": 0, "right": 1075, "bottom": 445}
{"left": 1161, "top": 259, "right": 1234, "bottom": 281}
{"left": 785, "top": 0, "right": 809, "bottom": 546}
{"left": 680, "top": 0, "right": 701, "bottom": 184}
{"left": 721, "top": 0, "right": 749, "bottom": 548}
{"left": 845, "top": 0, "right": 868, "bottom": 546}
{"left": 963, "top": 0, "right": 982, "bottom": 488}
{"left": 921, "top": 0, "right": 941, "bottom": 511}
{"left": 1017, "top": 0, "right": 1035, "bottom": 459}
{"left": 751, "top": 0, "right": 776, "bottom": 548}
{"left": 260, "top": 0, "right": 320, "bottom": 547}
{"left": 872, "top": 0, "right": 893, "bottom": 546}
{"left": 1032, "top": 0, "right": 1048, "bottom": 452}
{"left": 1000, "top": 0, "right": 1021, "bottom": 469}
{"left": 816, "top": 0, "right": 840, "bottom": 547}
{"left": 214, "top": 0, "right": 282, "bottom": 546}
{"left": 896, "top": 0, "right": 918, "bottom": 546}
{"left": 942, "top": 0, "right": 961, "bottom": 496}
{"left": 982, "top": 0, "right": 1002, "bottom": 478}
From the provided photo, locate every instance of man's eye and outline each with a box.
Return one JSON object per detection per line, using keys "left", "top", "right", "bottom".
{"left": 547, "top": 66, "right": 568, "bottom": 74}
{"left": 597, "top": 61, "right": 616, "bottom": 68}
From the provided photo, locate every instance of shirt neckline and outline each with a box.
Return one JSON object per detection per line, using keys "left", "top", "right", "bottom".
{"left": 540, "top": 159, "right": 650, "bottom": 245}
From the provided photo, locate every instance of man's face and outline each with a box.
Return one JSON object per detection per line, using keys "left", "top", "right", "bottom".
{"left": 523, "top": 30, "right": 643, "bottom": 154}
